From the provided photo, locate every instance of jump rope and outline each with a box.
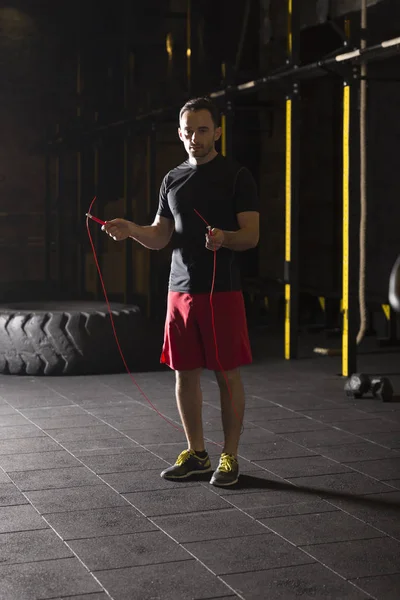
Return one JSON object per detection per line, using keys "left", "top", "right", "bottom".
{"left": 86, "top": 196, "right": 244, "bottom": 449}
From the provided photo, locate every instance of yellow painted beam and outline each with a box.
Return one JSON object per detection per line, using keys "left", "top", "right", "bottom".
{"left": 342, "top": 85, "right": 350, "bottom": 375}
{"left": 285, "top": 98, "right": 292, "bottom": 360}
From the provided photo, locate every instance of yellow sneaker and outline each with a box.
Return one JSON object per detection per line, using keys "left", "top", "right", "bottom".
{"left": 210, "top": 453, "right": 239, "bottom": 487}
{"left": 160, "top": 449, "right": 212, "bottom": 480}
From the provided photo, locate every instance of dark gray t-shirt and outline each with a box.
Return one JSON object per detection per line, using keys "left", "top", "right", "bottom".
{"left": 157, "top": 153, "right": 259, "bottom": 294}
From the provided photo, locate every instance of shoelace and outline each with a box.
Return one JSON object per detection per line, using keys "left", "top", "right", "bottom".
{"left": 219, "top": 453, "right": 237, "bottom": 472}
{"left": 175, "top": 449, "right": 195, "bottom": 466}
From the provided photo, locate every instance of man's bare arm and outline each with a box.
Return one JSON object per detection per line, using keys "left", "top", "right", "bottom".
{"left": 102, "top": 215, "right": 174, "bottom": 250}
{"left": 221, "top": 211, "right": 260, "bottom": 251}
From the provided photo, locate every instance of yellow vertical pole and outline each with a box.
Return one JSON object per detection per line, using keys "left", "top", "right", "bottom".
{"left": 284, "top": 0, "right": 300, "bottom": 360}
{"left": 221, "top": 116, "right": 227, "bottom": 157}
{"left": 221, "top": 62, "right": 227, "bottom": 157}
{"left": 342, "top": 84, "right": 350, "bottom": 375}
{"left": 186, "top": 0, "right": 191, "bottom": 93}
{"left": 285, "top": 99, "right": 292, "bottom": 359}
{"left": 287, "top": 0, "right": 292, "bottom": 55}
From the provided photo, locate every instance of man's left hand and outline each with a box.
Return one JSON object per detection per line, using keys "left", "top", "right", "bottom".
{"left": 205, "top": 228, "right": 225, "bottom": 251}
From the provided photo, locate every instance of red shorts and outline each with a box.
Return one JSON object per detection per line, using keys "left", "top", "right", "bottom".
{"left": 160, "top": 291, "right": 252, "bottom": 371}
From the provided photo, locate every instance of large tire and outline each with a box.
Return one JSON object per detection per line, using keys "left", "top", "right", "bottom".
{"left": 0, "top": 301, "right": 162, "bottom": 375}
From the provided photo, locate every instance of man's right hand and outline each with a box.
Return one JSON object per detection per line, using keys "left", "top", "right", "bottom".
{"left": 102, "top": 219, "right": 132, "bottom": 242}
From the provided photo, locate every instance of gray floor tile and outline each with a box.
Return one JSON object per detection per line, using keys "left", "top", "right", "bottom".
{"left": 4, "top": 396, "right": 72, "bottom": 409}
{"left": 299, "top": 408, "right": 375, "bottom": 423}
{"left": 222, "top": 562, "right": 370, "bottom": 599}
{"left": 385, "top": 478, "right": 400, "bottom": 488}
{"left": 380, "top": 411, "right": 400, "bottom": 422}
{"left": 222, "top": 488, "right": 315, "bottom": 518}
{"left": 45, "top": 506, "right": 155, "bottom": 540}
{"left": 153, "top": 508, "right": 265, "bottom": 543}
{"left": 20, "top": 406, "right": 87, "bottom": 419}
{"left": 227, "top": 427, "right": 278, "bottom": 444}
{"left": 333, "top": 419, "right": 400, "bottom": 434}
{"left": 260, "top": 510, "right": 383, "bottom": 545}
{"left": 0, "top": 425, "right": 45, "bottom": 439}
{"left": 10, "top": 466, "right": 104, "bottom": 491}
{"left": 301, "top": 537, "right": 400, "bottom": 578}
{"left": 0, "top": 451, "right": 81, "bottom": 472}
{"left": 76, "top": 396, "right": 142, "bottom": 407}
{"left": 346, "top": 457, "right": 400, "bottom": 480}
{"left": 0, "top": 470, "right": 11, "bottom": 483}
{"left": 0, "top": 529, "right": 72, "bottom": 564}
{"left": 357, "top": 403, "right": 400, "bottom": 415}
{"left": 286, "top": 471, "right": 394, "bottom": 496}
{"left": 101, "top": 469, "right": 202, "bottom": 493}
{"left": 184, "top": 532, "right": 314, "bottom": 575}
{"left": 202, "top": 597, "right": 238, "bottom": 599}
{"left": 276, "top": 396, "right": 346, "bottom": 410}
{"left": 350, "top": 573, "right": 400, "bottom": 600}
{"left": 124, "top": 486, "right": 229, "bottom": 517}
{"left": 238, "top": 440, "right": 317, "bottom": 461}
{"left": 205, "top": 420, "right": 257, "bottom": 433}
{"left": 0, "top": 483, "right": 28, "bottom": 506}
{"left": 25, "top": 484, "right": 128, "bottom": 514}
{"left": 0, "top": 437, "right": 61, "bottom": 455}
{"left": 0, "top": 406, "right": 18, "bottom": 415}
{"left": 0, "top": 505, "right": 47, "bottom": 533}
{"left": 38, "top": 415, "right": 103, "bottom": 429}
{"left": 47, "top": 426, "right": 124, "bottom": 442}
{"left": 0, "top": 557, "right": 102, "bottom": 599}
{"left": 69, "top": 530, "right": 191, "bottom": 570}
{"left": 0, "top": 414, "right": 30, "bottom": 427}
{"left": 244, "top": 406, "right": 298, "bottom": 422}
{"left": 86, "top": 405, "right": 156, "bottom": 418}
{"left": 96, "top": 559, "right": 231, "bottom": 600}
{"left": 255, "top": 455, "right": 351, "bottom": 478}
{"left": 57, "top": 595, "right": 108, "bottom": 600}
{"left": 79, "top": 451, "right": 168, "bottom": 474}
{"left": 326, "top": 491, "right": 400, "bottom": 539}
{"left": 317, "top": 442, "right": 399, "bottom": 463}
{"left": 61, "top": 437, "right": 140, "bottom": 456}
{"left": 122, "top": 427, "right": 187, "bottom": 444}
{"left": 281, "top": 429, "right": 362, "bottom": 448}
{"left": 258, "top": 418, "right": 332, "bottom": 434}
{"left": 361, "top": 431, "right": 400, "bottom": 448}
{"left": 103, "top": 415, "right": 171, "bottom": 430}
{"left": 253, "top": 500, "right": 337, "bottom": 518}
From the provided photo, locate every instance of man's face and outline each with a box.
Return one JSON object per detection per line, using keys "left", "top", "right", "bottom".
{"left": 178, "top": 109, "right": 221, "bottom": 161}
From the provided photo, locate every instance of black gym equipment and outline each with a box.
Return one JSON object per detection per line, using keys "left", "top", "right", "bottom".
{"left": 344, "top": 372, "right": 394, "bottom": 403}
{"left": 389, "top": 255, "right": 400, "bottom": 313}
{"left": 0, "top": 301, "right": 162, "bottom": 375}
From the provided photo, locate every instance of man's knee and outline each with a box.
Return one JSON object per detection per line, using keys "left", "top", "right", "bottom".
{"left": 176, "top": 368, "right": 203, "bottom": 384}
{"left": 214, "top": 368, "right": 241, "bottom": 387}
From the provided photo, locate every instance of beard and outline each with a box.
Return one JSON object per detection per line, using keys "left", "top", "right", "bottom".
{"left": 188, "top": 141, "right": 214, "bottom": 158}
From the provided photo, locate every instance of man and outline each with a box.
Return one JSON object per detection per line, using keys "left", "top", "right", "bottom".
{"left": 103, "top": 97, "right": 259, "bottom": 486}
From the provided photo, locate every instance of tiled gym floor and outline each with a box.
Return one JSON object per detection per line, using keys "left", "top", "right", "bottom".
{"left": 0, "top": 339, "right": 399, "bottom": 599}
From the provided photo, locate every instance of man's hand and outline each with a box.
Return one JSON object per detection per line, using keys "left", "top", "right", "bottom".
{"left": 102, "top": 219, "right": 132, "bottom": 241}
{"left": 205, "top": 227, "right": 225, "bottom": 251}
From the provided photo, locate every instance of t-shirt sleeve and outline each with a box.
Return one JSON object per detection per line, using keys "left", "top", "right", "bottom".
{"left": 156, "top": 175, "right": 174, "bottom": 220}
{"left": 233, "top": 167, "right": 259, "bottom": 214}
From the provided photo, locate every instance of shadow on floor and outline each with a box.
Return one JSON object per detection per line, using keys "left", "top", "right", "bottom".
{"left": 228, "top": 474, "right": 400, "bottom": 510}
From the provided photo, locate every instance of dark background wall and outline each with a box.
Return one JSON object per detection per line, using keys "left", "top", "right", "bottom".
{"left": 0, "top": 0, "right": 399, "bottom": 320}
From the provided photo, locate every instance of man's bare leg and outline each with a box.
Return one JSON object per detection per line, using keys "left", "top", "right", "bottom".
{"left": 175, "top": 368, "right": 205, "bottom": 452}
{"left": 215, "top": 368, "right": 245, "bottom": 456}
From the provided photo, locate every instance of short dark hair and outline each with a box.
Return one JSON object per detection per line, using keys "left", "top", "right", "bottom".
{"left": 179, "top": 97, "right": 220, "bottom": 128}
